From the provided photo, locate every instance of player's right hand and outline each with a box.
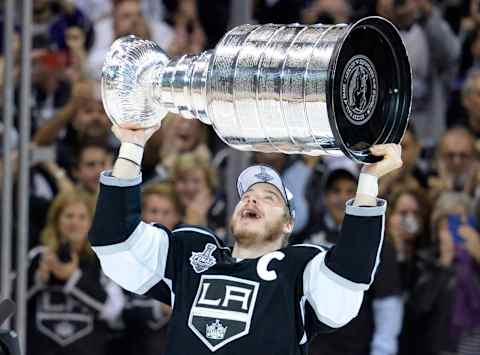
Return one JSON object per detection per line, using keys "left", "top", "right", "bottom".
{"left": 112, "top": 122, "right": 162, "bottom": 147}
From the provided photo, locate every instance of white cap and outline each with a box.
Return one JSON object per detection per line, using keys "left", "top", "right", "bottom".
{"left": 237, "top": 165, "right": 295, "bottom": 220}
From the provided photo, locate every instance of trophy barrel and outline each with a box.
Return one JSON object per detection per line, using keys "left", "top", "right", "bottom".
{"left": 205, "top": 17, "right": 411, "bottom": 163}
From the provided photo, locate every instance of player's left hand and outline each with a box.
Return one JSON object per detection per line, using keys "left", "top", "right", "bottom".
{"left": 362, "top": 144, "right": 403, "bottom": 178}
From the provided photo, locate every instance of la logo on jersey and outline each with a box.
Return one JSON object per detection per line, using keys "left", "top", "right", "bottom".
{"left": 188, "top": 275, "right": 259, "bottom": 351}
{"left": 190, "top": 243, "right": 217, "bottom": 273}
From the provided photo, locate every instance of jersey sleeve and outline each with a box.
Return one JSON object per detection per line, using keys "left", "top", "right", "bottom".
{"left": 301, "top": 198, "right": 386, "bottom": 334}
{"left": 88, "top": 171, "right": 175, "bottom": 296}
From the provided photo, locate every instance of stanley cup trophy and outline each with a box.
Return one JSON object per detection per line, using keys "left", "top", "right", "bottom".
{"left": 101, "top": 16, "right": 411, "bottom": 163}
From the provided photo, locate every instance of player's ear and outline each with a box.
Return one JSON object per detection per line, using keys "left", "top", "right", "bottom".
{"left": 283, "top": 218, "right": 293, "bottom": 235}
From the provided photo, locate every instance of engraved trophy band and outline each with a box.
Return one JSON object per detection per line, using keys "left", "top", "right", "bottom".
{"left": 101, "top": 16, "right": 411, "bottom": 163}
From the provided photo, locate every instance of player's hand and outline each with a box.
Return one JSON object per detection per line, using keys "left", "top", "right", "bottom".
{"left": 112, "top": 123, "right": 162, "bottom": 147}
{"left": 362, "top": 144, "right": 403, "bottom": 178}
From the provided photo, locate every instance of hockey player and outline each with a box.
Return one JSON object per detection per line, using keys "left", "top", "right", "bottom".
{"left": 88, "top": 123, "right": 402, "bottom": 355}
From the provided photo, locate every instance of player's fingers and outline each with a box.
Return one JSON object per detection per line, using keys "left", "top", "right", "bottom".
{"left": 120, "top": 122, "right": 141, "bottom": 130}
{"left": 370, "top": 144, "right": 397, "bottom": 157}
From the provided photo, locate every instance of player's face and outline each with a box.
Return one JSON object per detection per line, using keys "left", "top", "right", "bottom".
{"left": 58, "top": 202, "right": 91, "bottom": 250}
{"left": 230, "top": 183, "right": 292, "bottom": 245}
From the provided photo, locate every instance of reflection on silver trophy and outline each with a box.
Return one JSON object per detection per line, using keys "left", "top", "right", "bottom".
{"left": 101, "top": 16, "right": 411, "bottom": 163}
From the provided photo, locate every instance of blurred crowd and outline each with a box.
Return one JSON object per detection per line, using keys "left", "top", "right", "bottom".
{"left": 1, "top": 0, "right": 480, "bottom": 355}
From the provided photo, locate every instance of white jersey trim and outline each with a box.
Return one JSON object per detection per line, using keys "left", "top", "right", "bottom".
{"left": 303, "top": 252, "right": 364, "bottom": 328}
{"left": 92, "top": 221, "right": 169, "bottom": 294}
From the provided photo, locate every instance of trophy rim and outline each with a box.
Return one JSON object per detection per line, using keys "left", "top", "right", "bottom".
{"left": 101, "top": 35, "right": 171, "bottom": 129}
{"left": 326, "top": 16, "right": 412, "bottom": 164}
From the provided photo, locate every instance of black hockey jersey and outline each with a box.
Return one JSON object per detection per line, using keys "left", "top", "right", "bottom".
{"left": 89, "top": 172, "right": 387, "bottom": 355}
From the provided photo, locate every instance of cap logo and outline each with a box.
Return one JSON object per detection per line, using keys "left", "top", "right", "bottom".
{"left": 254, "top": 167, "right": 274, "bottom": 183}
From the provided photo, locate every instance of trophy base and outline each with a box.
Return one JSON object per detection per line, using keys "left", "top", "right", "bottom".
{"left": 328, "top": 16, "right": 411, "bottom": 164}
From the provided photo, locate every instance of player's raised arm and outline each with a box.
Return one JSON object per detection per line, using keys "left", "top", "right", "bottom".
{"left": 302, "top": 144, "right": 402, "bottom": 329}
{"left": 88, "top": 124, "right": 174, "bottom": 295}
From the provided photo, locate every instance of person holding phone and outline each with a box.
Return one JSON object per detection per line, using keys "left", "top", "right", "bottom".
{"left": 401, "top": 191, "right": 480, "bottom": 355}
{"left": 26, "top": 191, "right": 124, "bottom": 355}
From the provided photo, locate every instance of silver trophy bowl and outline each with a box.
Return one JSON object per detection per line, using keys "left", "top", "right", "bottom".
{"left": 102, "top": 16, "right": 411, "bottom": 163}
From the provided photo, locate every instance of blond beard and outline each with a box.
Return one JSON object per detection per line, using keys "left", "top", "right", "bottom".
{"left": 229, "top": 216, "right": 286, "bottom": 247}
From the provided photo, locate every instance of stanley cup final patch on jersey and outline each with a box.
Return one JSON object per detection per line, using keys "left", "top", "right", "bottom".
{"left": 188, "top": 275, "right": 260, "bottom": 352}
{"left": 190, "top": 243, "right": 217, "bottom": 273}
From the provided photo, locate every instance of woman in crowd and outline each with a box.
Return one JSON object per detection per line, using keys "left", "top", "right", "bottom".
{"left": 27, "top": 190, "right": 124, "bottom": 355}
{"left": 143, "top": 114, "right": 211, "bottom": 184}
{"left": 170, "top": 152, "right": 227, "bottom": 238}
{"left": 142, "top": 182, "right": 184, "bottom": 229}
{"left": 396, "top": 191, "right": 480, "bottom": 355}
{"left": 386, "top": 187, "right": 431, "bottom": 272}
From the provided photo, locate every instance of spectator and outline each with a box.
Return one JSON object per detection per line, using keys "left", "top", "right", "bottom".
{"left": 294, "top": 165, "right": 357, "bottom": 246}
{"left": 143, "top": 114, "right": 210, "bottom": 184}
{"left": 33, "top": 80, "right": 116, "bottom": 173}
{"left": 377, "top": 0, "right": 460, "bottom": 149}
{"left": 73, "top": 0, "right": 167, "bottom": 24}
{"left": 62, "top": 24, "right": 93, "bottom": 81}
{"left": 1, "top": 124, "right": 76, "bottom": 247}
{"left": 301, "top": 0, "right": 352, "bottom": 24}
{"left": 32, "top": 0, "right": 92, "bottom": 50}
{"left": 72, "top": 0, "right": 113, "bottom": 23}
{"left": 457, "top": 26, "right": 480, "bottom": 88}
{"left": 400, "top": 192, "right": 480, "bottom": 355}
{"left": 427, "top": 126, "right": 479, "bottom": 198}
{"left": 170, "top": 152, "right": 227, "bottom": 238}
{"left": 72, "top": 141, "right": 113, "bottom": 198}
{"left": 26, "top": 190, "right": 124, "bottom": 355}
{"left": 385, "top": 187, "right": 431, "bottom": 288}
{"left": 460, "top": 69, "right": 480, "bottom": 138}
{"left": 293, "top": 166, "right": 403, "bottom": 355}
{"left": 167, "top": 0, "right": 206, "bottom": 56}
{"left": 30, "top": 49, "right": 71, "bottom": 133}
{"left": 86, "top": 0, "right": 175, "bottom": 80}
{"left": 446, "top": 25, "right": 480, "bottom": 126}
{"left": 379, "top": 125, "right": 428, "bottom": 197}
{"left": 142, "top": 182, "right": 183, "bottom": 229}
{"left": 303, "top": 156, "right": 359, "bottom": 227}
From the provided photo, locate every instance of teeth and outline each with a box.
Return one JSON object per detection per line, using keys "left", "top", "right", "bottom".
{"left": 242, "top": 210, "right": 258, "bottom": 218}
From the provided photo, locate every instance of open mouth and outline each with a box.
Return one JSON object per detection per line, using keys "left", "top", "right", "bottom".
{"left": 241, "top": 208, "right": 261, "bottom": 220}
{"left": 177, "top": 132, "right": 191, "bottom": 141}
